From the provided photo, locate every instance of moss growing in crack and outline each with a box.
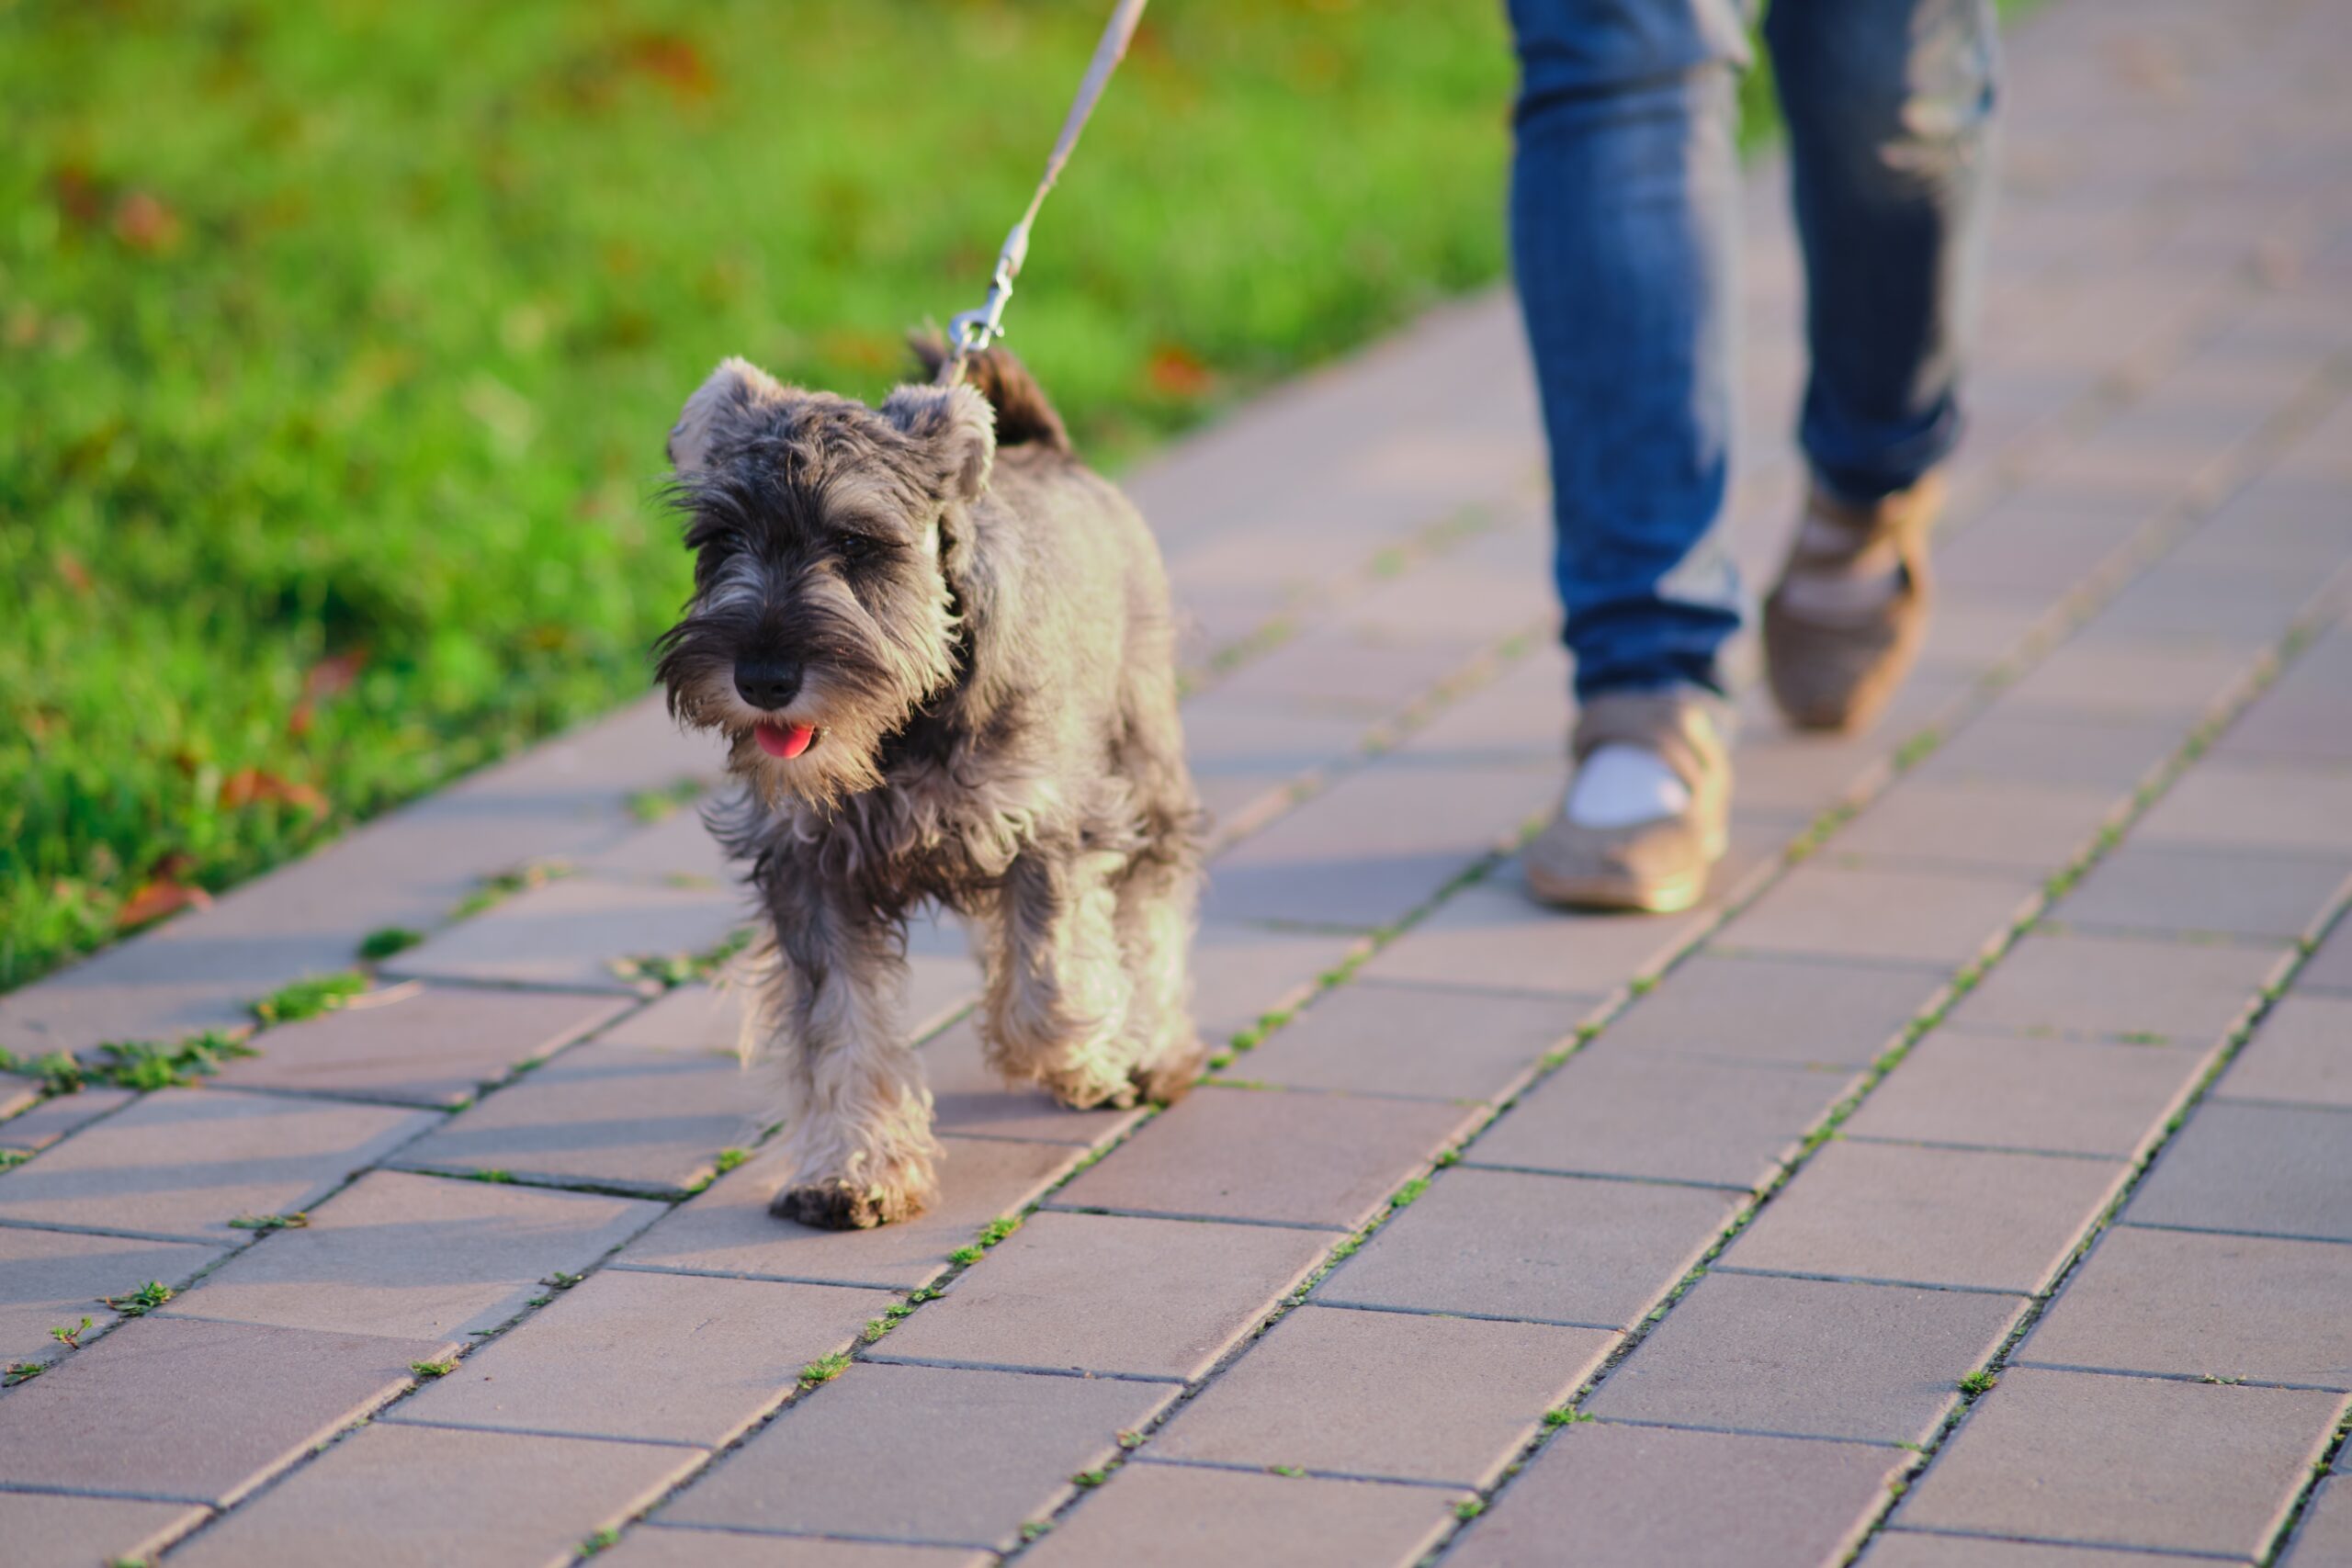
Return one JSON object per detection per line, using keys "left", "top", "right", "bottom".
{"left": 1543, "top": 1405, "right": 1596, "bottom": 1427}
{"left": 49, "top": 1315, "right": 91, "bottom": 1349}
{"left": 0, "top": 1047, "right": 87, "bottom": 1095}
{"left": 227, "top": 1212, "right": 309, "bottom": 1232}
{"left": 627, "top": 777, "right": 706, "bottom": 823}
{"left": 545, "top": 1269, "right": 584, "bottom": 1290}
{"left": 1959, "top": 1370, "right": 1998, "bottom": 1395}
{"left": 1389, "top": 1177, "right": 1431, "bottom": 1211}
{"left": 1117, "top": 1429, "right": 1147, "bottom": 1450}
{"left": 103, "top": 1281, "right": 173, "bottom": 1317}
{"left": 253, "top": 971, "right": 368, "bottom": 1027}
{"left": 1454, "top": 1499, "right": 1486, "bottom": 1521}
{"left": 948, "top": 1244, "right": 985, "bottom": 1265}
{"left": 411, "top": 1359, "right": 457, "bottom": 1378}
{"left": 1072, "top": 1469, "right": 1109, "bottom": 1488}
{"left": 468, "top": 1168, "right": 516, "bottom": 1184}
{"left": 800, "top": 1351, "right": 852, "bottom": 1387}
{"left": 453, "top": 863, "right": 571, "bottom": 920}
{"left": 580, "top": 1526, "right": 623, "bottom": 1554}
{"left": 610, "top": 928, "right": 754, "bottom": 990}
{"left": 87, "top": 1032, "right": 259, "bottom": 1090}
{"left": 1267, "top": 1464, "right": 1305, "bottom": 1478}
{"left": 713, "top": 1147, "right": 751, "bottom": 1176}
{"left": 357, "top": 926, "right": 425, "bottom": 962}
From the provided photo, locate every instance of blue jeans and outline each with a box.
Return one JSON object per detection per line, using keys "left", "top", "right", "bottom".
{"left": 1509, "top": 0, "right": 1999, "bottom": 699}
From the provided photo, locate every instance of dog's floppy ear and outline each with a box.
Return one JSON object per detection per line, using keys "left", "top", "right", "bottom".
{"left": 668, "top": 356, "right": 789, "bottom": 474}
{"left": 880, "top": 381, "right": 996, "bottom": 504}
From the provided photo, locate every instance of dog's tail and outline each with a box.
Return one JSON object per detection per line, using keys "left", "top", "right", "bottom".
{"left": 910, "top": 335, "right": 1072, "bottom": 453}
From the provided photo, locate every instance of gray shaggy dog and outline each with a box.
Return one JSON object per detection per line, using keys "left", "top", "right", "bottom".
{"left": 657, "top": 343, "right": 1204, "bottom": 1229}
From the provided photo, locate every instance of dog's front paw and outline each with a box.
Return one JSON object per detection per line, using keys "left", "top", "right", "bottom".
{"left": 1129, "top": 1040, "right": 1207, "bottom": 1107}
{"left": 771, "top": 1178, "right": 926, "bottom": 1231}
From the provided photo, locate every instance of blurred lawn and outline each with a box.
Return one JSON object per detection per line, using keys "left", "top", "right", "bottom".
{"left": 2, "top": 0, "right": 1521, "bottom": 990}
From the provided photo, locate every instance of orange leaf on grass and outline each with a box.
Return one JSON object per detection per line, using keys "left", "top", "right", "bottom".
{"left": 1144, "top": 343, "right": 1214, "bottom": 400}
{"left": 116, "top": 878, "right": 211, "bottom": 931}
{"left": 289, "top": 649, "right": 368, "bottom": 736}
{"left": 220, "top": 768, "right": 330, "bottom": 818}
{"left": 112, "top": 191, "right": 183, "bottom": 254}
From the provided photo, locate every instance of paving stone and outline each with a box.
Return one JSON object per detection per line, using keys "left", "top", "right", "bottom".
{"left": 1023, "top": 1462, "right": 1461, "bottom": 1568}
{"left": 1896, "top": 1367, "right": 2344, "bottom": 1558}
{"left": 1470, "top": 1045, "right": 1854, "bottom": 1190}
{"left": 1390, "top": 641, "right": 1574, "bottom": 771}
{"left": 1837, "top": 780, "right": 2125, "bottom": 874}
{"left": 662, "top": 1359, "right": 1171, "bottom": 1550}
{"left": 2137, "top": 762, "right": 2352, "bottom": 854}
{"left": 1202, "top": 761, "right": 1554, "bottom": 931}
{"left": 1866, "top": 1531, "right": 2249, "bottom": 1567}
{"left": 1319, "top": 1168, "right": 1743, "bottom": 1329}
{"left": 617, "top": 1135, "right": 1078, "bottom": 1291}
{"left": 1204, "top": 621, "right": 1485, "bottom": 717}
{"left": 0, "top": 1225, "right": 227, "bottom": 1370}
{"left": 2126, "top": 1101, "right": 2352, "bottom": 1241}
{"left": 1587, "top": 1272, "right": 2024, "bottom": 1444}
{"left": 167, "top": 1169, "right": 663, "bottom": 1343}
{"left": 1949, "top": 931, "right": 2285, "bottom": 1045}
{"left": 385, "top": 875, "right": 749, "bottom": 995}
{"left": 2286, "top": 1477, "right": 2352, "bottom": 1568}
{"left": 390, "top": 1038, "right": 757, "bottom": 1196}
{"left": 2220, "top": 993, "right": 2352, "bottom": 1109}
{"left": 920, "top": 1015, "right": 1144, "bottom": 1145}
{"left": 1449, "top": 1421, "right": 1903, "bottom": 1568}
{"left": 1914, "top": 709, "right": 2185, "bottom": 794}
{"left": 1600, "top": 954, "right": 1937, "bottom": 1070}
{"left": 212, "top": 985, "right": 632, "bottom": 1107}
{"left": 572, "top": 805, "right": 735, "bottom": 886}
{"left": 2059, "top": 842, "right": 2352, "bottom": 942}
{"left": 1152, "top": 1303, "right": 1613, "bottom": 1485}
{"left": 2001, "top": 637, "right": 2253, "bottom": 718}
{"left": 1178, "top": 694, "right": 1375, "bottom": 827}
{"left": 876, "top": 1211, "right": 1329, "bottom": 1380}
{"left": 1712, "top": 864, "right": 2039, "bottom": 971}
{"left": 1354, "top": 861, "right": 1699, "bottom": 999}
{"left": 0, "top": 1085, "right": 135, "bottom": 1152}
{"left": 594, "top": 979, "right": 746, "bottom": 1051}
{"left": 1843, "top": 1031, "right": 2211, "bottom": 1157}
{"left": 168, "top": 1421, "right": 706, "bottom": 1568}
{"left": 2018, "top": 1225, "right": 2352, "bottom": 1387}
{"left": 1050, "top": 1087, "right": 1475, "bottom": 1231}
{"left": 1238, "top": 979, "right": 1585, "bottom": 1103}
{"left": 1189, "top": 921, "right": 1364, "bottom": 1047}
{"left": 0, "top": 1089, "right": 435, "bottom": 1242}
{"left": 2305, "top": 916, "right": 2352, "bottom": 995}
{"left": 0, "top": 1073, "right": 35, "bottom": 1121}
{"left": 601, "top": 1528, "right": 989, "bottom": 1568}
{"left": 1928, "top": 490, "right": 2148, "bottom": 603}
{"left": 0, "top": 1314, "right": 443, "bottom": 1505}
{"left": 391, "top": 1268, "right": 883, "bottom": 1447}
{"left": 0, "top": 1491, "right": 208, "bottom": 1568}
{"left": 1724, "top": 1141, "right": 2130, "bottom": 1292}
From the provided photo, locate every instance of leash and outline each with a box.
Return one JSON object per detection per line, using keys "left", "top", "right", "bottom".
{"left": 937, "top": 0, "right": 1149, "bottom": 387}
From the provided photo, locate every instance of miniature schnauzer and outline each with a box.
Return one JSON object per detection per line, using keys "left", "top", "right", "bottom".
{"left": 657, "top": 343, "right": 1204, "bottom": 1229}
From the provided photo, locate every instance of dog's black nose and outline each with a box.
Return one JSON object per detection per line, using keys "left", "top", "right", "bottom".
{"left": 733, "top": 655, "right": 803, "bottom": 710}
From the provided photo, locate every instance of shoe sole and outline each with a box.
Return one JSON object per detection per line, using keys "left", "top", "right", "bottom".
{"left": 1524, "top": 830, "right": 1727, "bottom": 917}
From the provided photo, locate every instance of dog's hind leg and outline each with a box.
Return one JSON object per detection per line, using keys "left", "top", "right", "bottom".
{"left": 1112, "top": 840, "right": 1205, "bottom": 1106}
{"left": 977, "top": 842, "right": 1139, "bottom": 1110}
{"left": 757, "top": 875, "right": 941, "bottom": 1229}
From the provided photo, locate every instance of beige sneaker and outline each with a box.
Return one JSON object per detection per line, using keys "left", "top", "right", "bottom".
{"left": 1525, "top": 690, "right": 1731, "bottom": 915}
{"left": 1762, "top": 475, "right": 1943, "bottom": 732}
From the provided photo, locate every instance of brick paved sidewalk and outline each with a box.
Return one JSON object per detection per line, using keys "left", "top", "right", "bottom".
{"left": 7, "top": 0, "right": 2352, "bottom": 1562}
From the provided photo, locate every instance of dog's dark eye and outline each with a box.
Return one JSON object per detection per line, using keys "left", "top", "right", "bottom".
{"left": 836, "top": 535, "right": 893, "bottom": 569}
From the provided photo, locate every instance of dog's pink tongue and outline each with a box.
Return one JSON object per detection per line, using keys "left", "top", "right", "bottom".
{"left": 755, "top": 722, "right": 816, "bottom": 760}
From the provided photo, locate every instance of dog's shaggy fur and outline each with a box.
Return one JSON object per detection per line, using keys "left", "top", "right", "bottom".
{"left": 656, "top": 343, "right": 1204, "bottom": 1229}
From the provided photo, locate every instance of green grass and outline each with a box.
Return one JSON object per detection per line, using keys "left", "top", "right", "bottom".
{"left": 0, "top": 0, "right": 1517, "bottom": 991}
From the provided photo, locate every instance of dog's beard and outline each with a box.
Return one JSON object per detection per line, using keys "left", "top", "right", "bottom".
{"left": 659, "top": 575, "right": 960, "bottom": 814}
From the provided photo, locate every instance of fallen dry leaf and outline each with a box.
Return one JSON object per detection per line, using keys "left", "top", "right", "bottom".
{"left": 112, "top": 190, "right": 183, "bottom": 254}
{"left": 220, "top": 768, "right": 330, "bottom": 818}
{"left": 116, "top": 877, "right": 212, "bottom": 930}
{"left": 1144, "top": 343, "right": 1215, "bottom": 400}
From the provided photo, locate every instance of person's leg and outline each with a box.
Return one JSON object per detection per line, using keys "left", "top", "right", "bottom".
{"left": 1509, "top": 0, "right": 1754, "bottom": 702}
{"left": 1761, "top": 0, "right": 1999, "bottom": 728}
{"left": 1509, "top": 0, "right": 1753, "bottom": 912}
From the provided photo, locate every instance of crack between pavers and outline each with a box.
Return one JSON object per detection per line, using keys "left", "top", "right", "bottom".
{"left": 1565, "top": 1414, "right": 1918, "bottom": 1452}
{"left": 1126, "top": 1453, "right": 1476, "bottom": 1494}
{"left": 1833, "top": 1133, "right": 2146, "bottom": 1164}
{"left": 603, "top": 1261, "right": 919, "bottom": 1293}
{"left": 2003, "top": 1360, "right": 2352, "bottom": 1394}
{"left": 2109, "top": 1217, "right": 2352, "bottom": 1247}
{"left": 1451, "top": 1157, "right": 1762, "bottom": 1193}
{"left": 1032, "top": 1202, "right": 1359, "bottom": 1234}
{"left": 371, "top": 1414, "right": 712, "bottom": 1451}
{"left": 1306, "top": 1298, "right": 1627, "bottom": 1335}
{"left": 1704, "top": 1265, "right": 2045, "bottom": 1299}
{"left": 853, "top": 1352, "right": 1191, "bottom": 1385}
{"left": 1883, "top": 1523, "right": 2247, "bottom": 1562}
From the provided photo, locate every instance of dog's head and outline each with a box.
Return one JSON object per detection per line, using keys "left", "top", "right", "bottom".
{"left": 655, "top": 356, "right": 994, "bottom": 807}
